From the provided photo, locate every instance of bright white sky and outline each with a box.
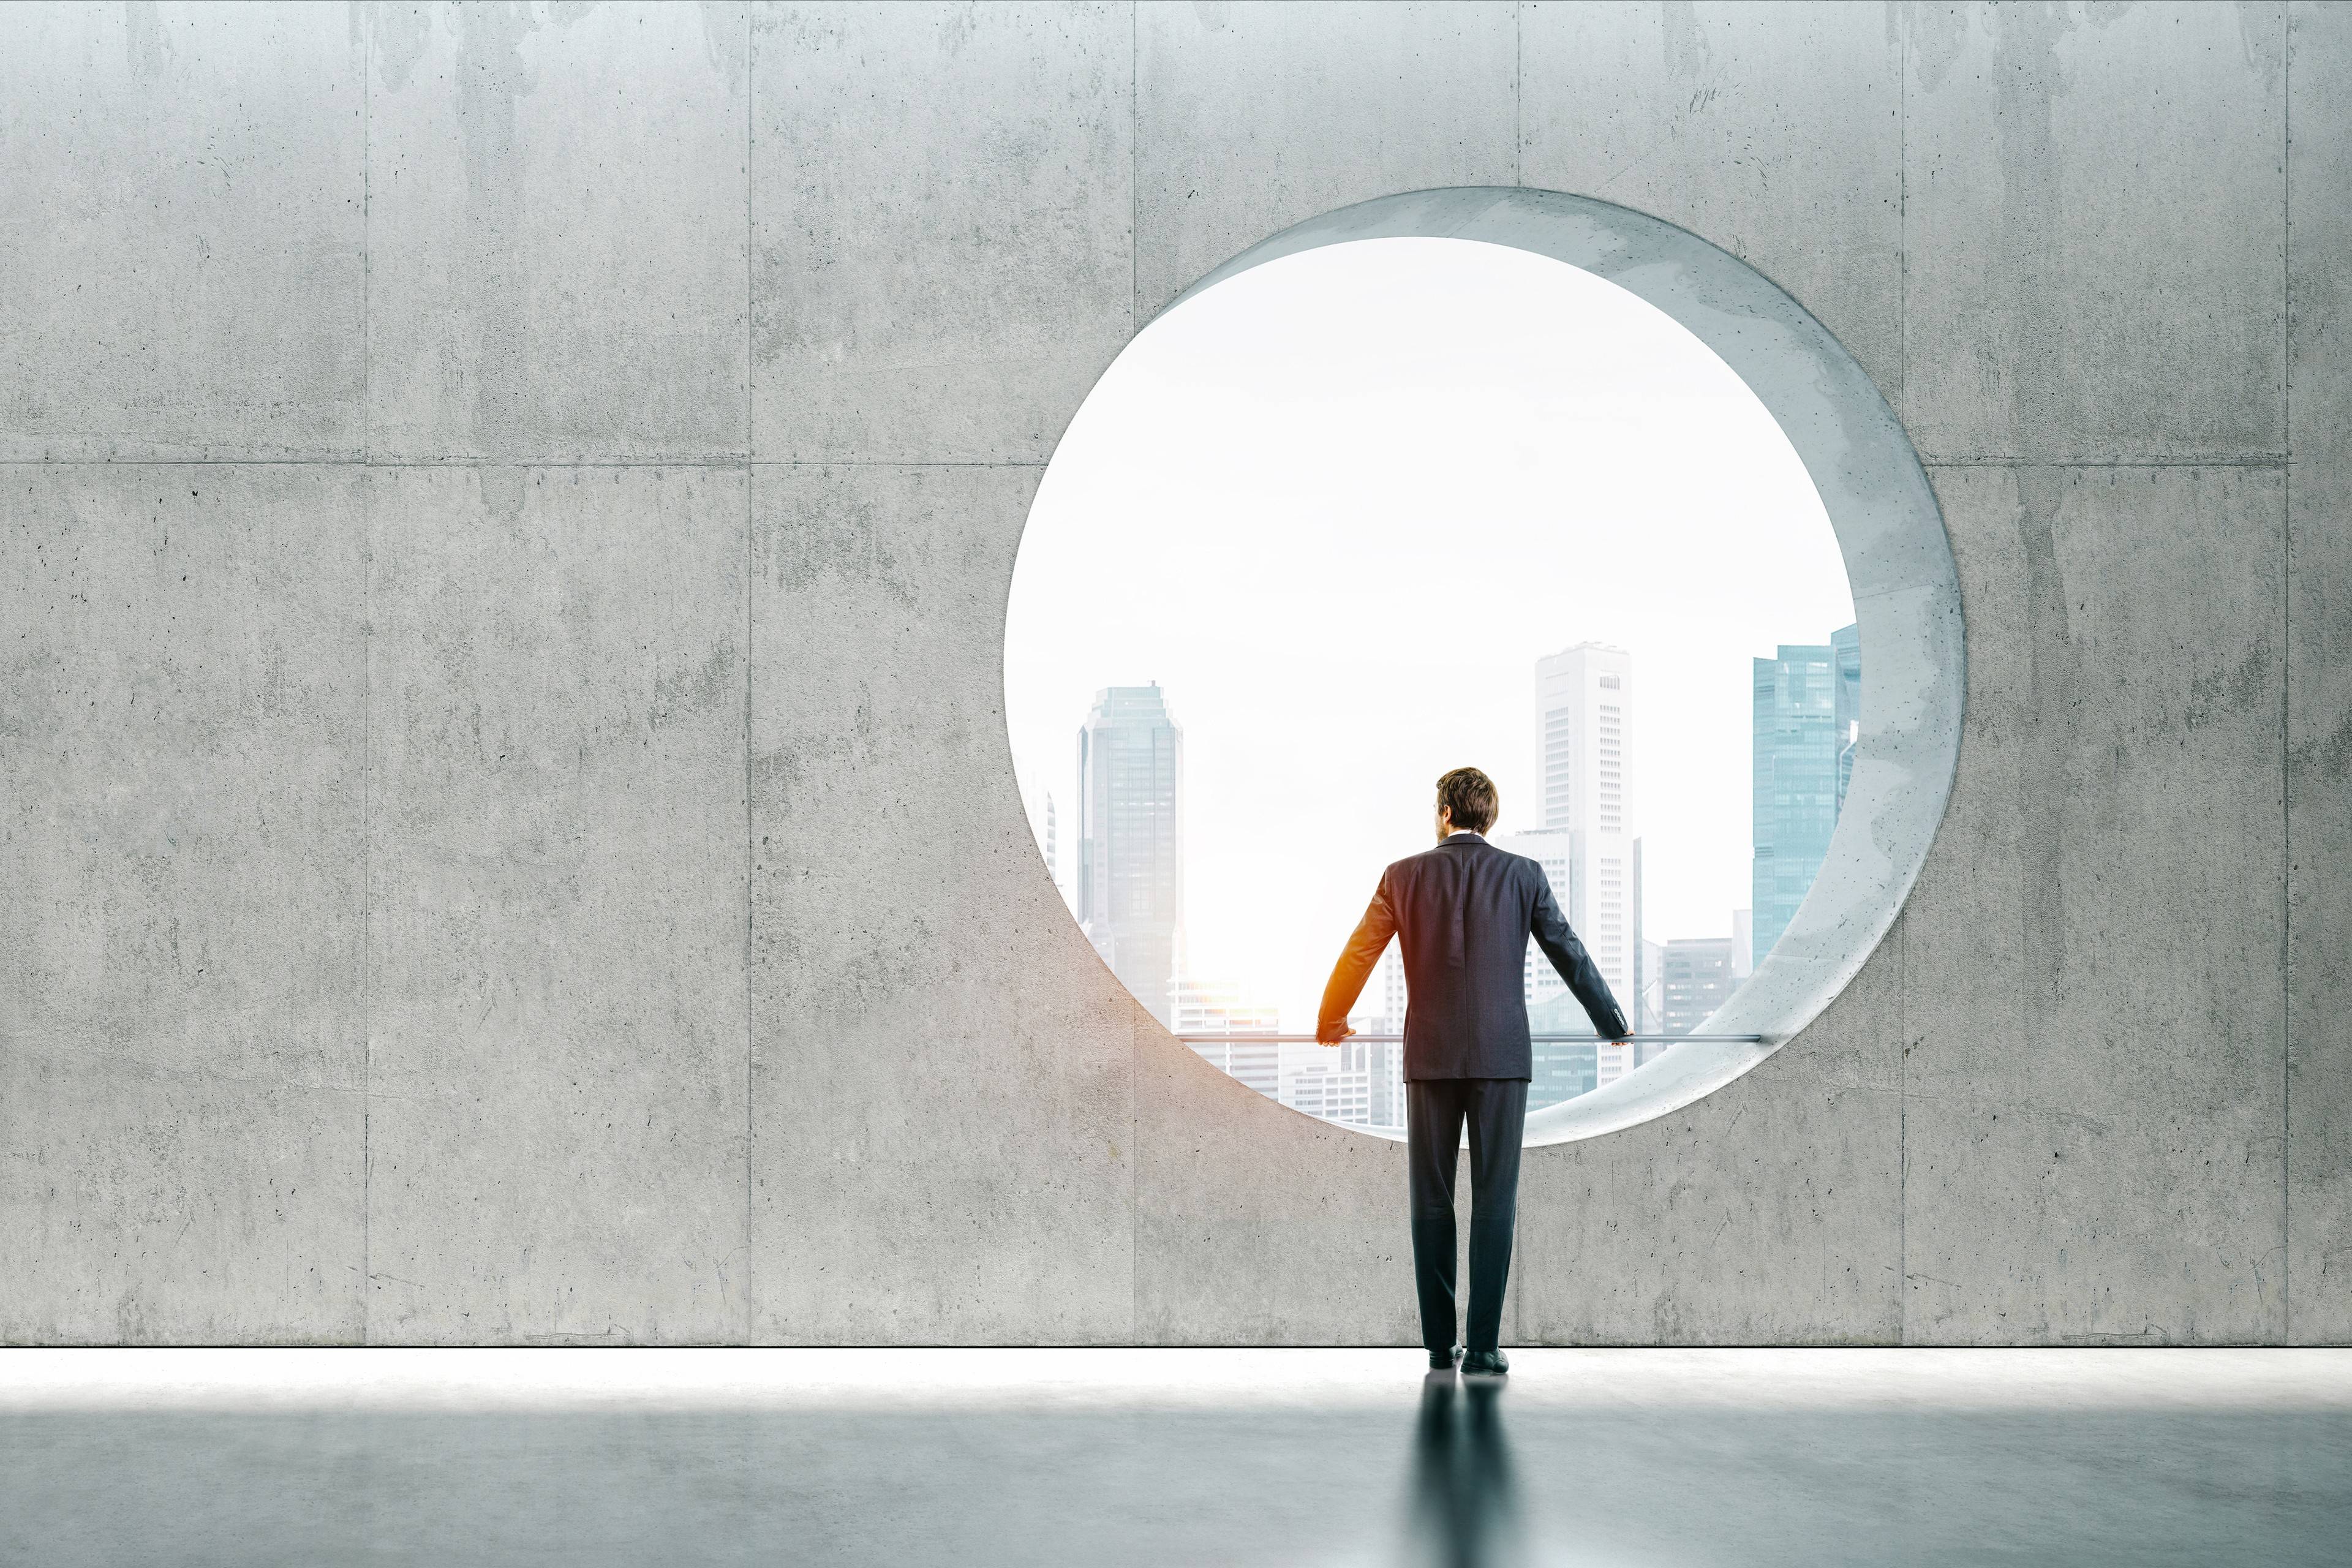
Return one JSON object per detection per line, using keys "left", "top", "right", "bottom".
{"left": 1005, "top": 237, "right": 1853, "bottom": 1030}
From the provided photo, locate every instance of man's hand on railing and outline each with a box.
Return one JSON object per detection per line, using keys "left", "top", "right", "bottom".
{"left": 1315, "top": 1020, "right": 1355, "bottom": 1047}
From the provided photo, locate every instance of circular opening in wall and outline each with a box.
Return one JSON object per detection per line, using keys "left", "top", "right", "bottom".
{"left": 1005, "top": 189, "right": 1961, "bottom": 1148}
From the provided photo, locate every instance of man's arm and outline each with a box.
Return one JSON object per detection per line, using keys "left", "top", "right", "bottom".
{"left": 1531, "top": 870, "right": 1631, "bottom": 1040}
{"left": 1316, "top": 873, "right": 1397, "bottom": 1045}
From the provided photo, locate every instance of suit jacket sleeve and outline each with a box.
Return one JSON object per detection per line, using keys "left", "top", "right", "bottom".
{"left": 1531, "top": 867, "right": 1631, "bottom": 1039}
{"left": 1317, "top": 872, "right": 1398, "bottom": 1037}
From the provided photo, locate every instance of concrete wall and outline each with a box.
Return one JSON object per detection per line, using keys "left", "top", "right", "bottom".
{"left": 1, "top": 1, "right": 2340, "bottom": 1346}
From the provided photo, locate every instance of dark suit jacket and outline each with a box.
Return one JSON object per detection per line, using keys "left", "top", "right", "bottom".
{"left": 1317, "top": 831, "right": 1630, "bottom": 1080}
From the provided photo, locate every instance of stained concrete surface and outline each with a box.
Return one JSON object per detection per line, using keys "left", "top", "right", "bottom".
{"left": 1902, "top": 466, "right": 2288, "bottom": 1344}
{"left": 1133, "top": 1024, "right": 1423, "bottom": 1344}
{"left": 1515, "top": 1074, "right": 1905, "bottom": 1348}
{"left": 1519, "top": 0, "right": 1905, "bottom": 412}
{"left": 0, "top": 4, "right": 365, "bottom": 461}
{"left": 2, "top": 1, "right": 2343, "bottom": 1349}
{"left": 364, "top": 467, "right": 751, "bottom": 1343}
{"left": 751, "top": 2, "right": 1134, "bottom": 463}
{"left": 3, "top": 1349, "right": 2348, "bottom": 1566}
{"left": 1134, "top": 1, "right": 1518, "bottom": 319}
{"left": 1903, "top": 2, "right": 2288, "bottom": 461}
{"left": 0, "top": 467, "right": 368, "bottom": 1341}
{"left": 750, "top": 464, "right": 1136, "bottom": 1343}
{"left": 366, "top": 2, "right": 750, "bottom": 462}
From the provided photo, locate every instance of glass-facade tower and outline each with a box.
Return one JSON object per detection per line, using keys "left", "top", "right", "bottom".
{"left": 1833, "top": 621, "right": 1861, "bottom": 816}
{"left": 1076, "top": 684, "right": 1184, "bottom": 1026}
{"left": 1752, "top": 624, "right": 1860, "bottom": 964}
{"left": 1660, "top": 937, "right": 1736, "bottom": 1036}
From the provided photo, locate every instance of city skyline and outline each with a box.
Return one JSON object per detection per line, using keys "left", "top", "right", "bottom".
{"left": 1055, "top": 619, "right": 1857, "bottom": 1129}
{"left": 1043, "top": 629, "right": 1851, "bottom": 1027}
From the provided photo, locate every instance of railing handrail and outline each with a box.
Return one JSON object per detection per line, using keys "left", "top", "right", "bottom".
{"left": 1174, "top": 1032, "right": 1762, "bottom": 1044}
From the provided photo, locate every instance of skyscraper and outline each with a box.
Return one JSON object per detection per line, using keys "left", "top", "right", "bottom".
{"left": 1351, "top": 947, "right": 1408, "bottom": 1130}
{"left": 1525, "top": 989, "right": 1599, "bottom": 1109}
{"left": 1369, "top": 944, "right": 1409, "bottom": 1033}
{"left": 1638, "top": 938, "right": 1667, "bottom": 1033}
{"left": 1493, "top": 826, "right": 1642, "bottom": 1091}
{"left": 1490, "top": 826, "right": 1577, "bottom": 1010}
{"left": 1175, "top": 978, "right": 1280, "bottom": 1096}
{"left": 1752, "top": 624, "right": 1858, "bottom": 963}
{"left": 1534, "top": 643, "right": 1636, "bottom": 1082}
{"left": 1630, "top": 835, "right": 1648, "bottom": 1030}
{"left": 1833, "top": 621, "right": 1861, "bottom": 816}
{"left": 1076, "top": 684, "right": 1184, "bottom": 1026}
{"left": 1280, "top": 1039, "right": 1378, "bottom": 1128}
{"left": 1660, "top": 937, "right": 1736, "bottom": 1036}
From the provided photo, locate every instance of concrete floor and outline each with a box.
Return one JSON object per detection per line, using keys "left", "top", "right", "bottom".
{"left": 4, "top": 1349, "right": 2348, "bottom": 1566}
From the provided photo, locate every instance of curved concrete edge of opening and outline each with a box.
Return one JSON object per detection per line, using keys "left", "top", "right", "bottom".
{"left": 1133, "top": 185, "right": 1965, "bottom": 1148}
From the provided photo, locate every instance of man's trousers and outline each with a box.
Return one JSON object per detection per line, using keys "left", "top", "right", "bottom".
{"left": 1405, "top": 1076, "right": 1528, "bottom": 1355}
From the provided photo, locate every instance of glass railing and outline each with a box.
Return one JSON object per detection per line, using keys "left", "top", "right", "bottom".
{"left": 1173, "top": 1033, "right": 1763, "bottom": 1044}
{"left": 1172, "top": 1029, "right": 1768, "bottom": 1133}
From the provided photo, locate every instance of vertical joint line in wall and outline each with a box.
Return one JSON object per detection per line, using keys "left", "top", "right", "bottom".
{"left": 1130, "top": 1022, "right": 1140, "bottom": 1344}
{"left": 1897, "top": 1, "right": 1906, "bottom": 425}
{"left": 362, "top": 9, "right": 370, "bottom": 469}
{"left": 2279, "top": 5, "right": 2292, "bottom": 1344}
{"left": 745, "top": 4, "right": 758, "bottom": 1345}
{"left": 1514, "top": 2, "right": 1523, "bottom": 187}
{"left": 1131, "top": 0, "right": 1142, "bottom": 1345}
{"left": 360, "top": 456, "right": 372, "bottom": 1346}
{"left": 1131, "top": 1, "right": 1140, "bottom": 338}
{"left": 744, "top": 469, "right": 755, "bottom": 1344}
{"left": 358, "top": 6, "right": 372, "bottom": 1347}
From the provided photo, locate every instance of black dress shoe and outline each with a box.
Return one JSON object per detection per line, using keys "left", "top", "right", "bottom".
{"left": 1427, "top": 1345, "right": 1460, "bottom": 1370}
{"left": 1460, "top": 1348, "right": 1509, "bottom": 1377}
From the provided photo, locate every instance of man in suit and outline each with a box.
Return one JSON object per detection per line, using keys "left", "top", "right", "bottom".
{"left": 1317, "top": 766, "right": 1631, "bottom": 1377}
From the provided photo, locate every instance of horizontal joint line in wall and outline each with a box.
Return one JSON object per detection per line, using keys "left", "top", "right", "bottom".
{"left": 0, "top": 458, "right": 1048, "bottom": 469}
{"left": 5, "top": 455, "right": 2291, "bottom": 471}
{"left": 0, "top": 456, "right": 752, "bottom": 469}
{"left": 1920, "top": 455, "right": 2289, "bottom": 469}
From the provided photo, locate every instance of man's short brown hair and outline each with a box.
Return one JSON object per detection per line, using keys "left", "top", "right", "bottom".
{"left": 1436, "top": 766, "right": 1499, "bottom": 835}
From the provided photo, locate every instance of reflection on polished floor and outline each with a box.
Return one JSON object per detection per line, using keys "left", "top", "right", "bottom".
{"left": 5, "top": 1348, "right": 2348, "bottom": 1566}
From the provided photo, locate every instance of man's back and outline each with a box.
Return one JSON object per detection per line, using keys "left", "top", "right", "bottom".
{"left": 1319, "top": 829, "right": 1627, "bottom": 1080}
{"left": 1318, "top": 770, "right": 1629, "bottom": 1373}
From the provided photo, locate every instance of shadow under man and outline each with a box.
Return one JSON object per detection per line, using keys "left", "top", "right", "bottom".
{"left": 1403, "top": 1370, "right": 1527, "bottom": 1568}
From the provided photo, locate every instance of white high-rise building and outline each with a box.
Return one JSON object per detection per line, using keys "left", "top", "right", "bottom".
{"left": 1174, "top": 977, "right": 1281, "bottom": 1096}
{"left": 1490, "top": 826, "right": 1577, "bottom": 1009}
{"left": 1376, "top": 944, "right": 1409, "bottom": 1029}
{"left": 1343, "top": 948, "right": 1408, "bottom": 1131}
{"left": 1075, "top": 684, "right": 1184, "bottom": 1025}
{"left": 1279, "top": 1041, "right": 1372, "bottom": 1126}
{"left": 1534, "top": 642, "right": 1637, "bottom": 1085}
{"left": 1172, "top": 977, "right": 1280, "bottom": 1035}
{"left": 1639, "top": 938, "right": 1667, "bottom": 1033}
